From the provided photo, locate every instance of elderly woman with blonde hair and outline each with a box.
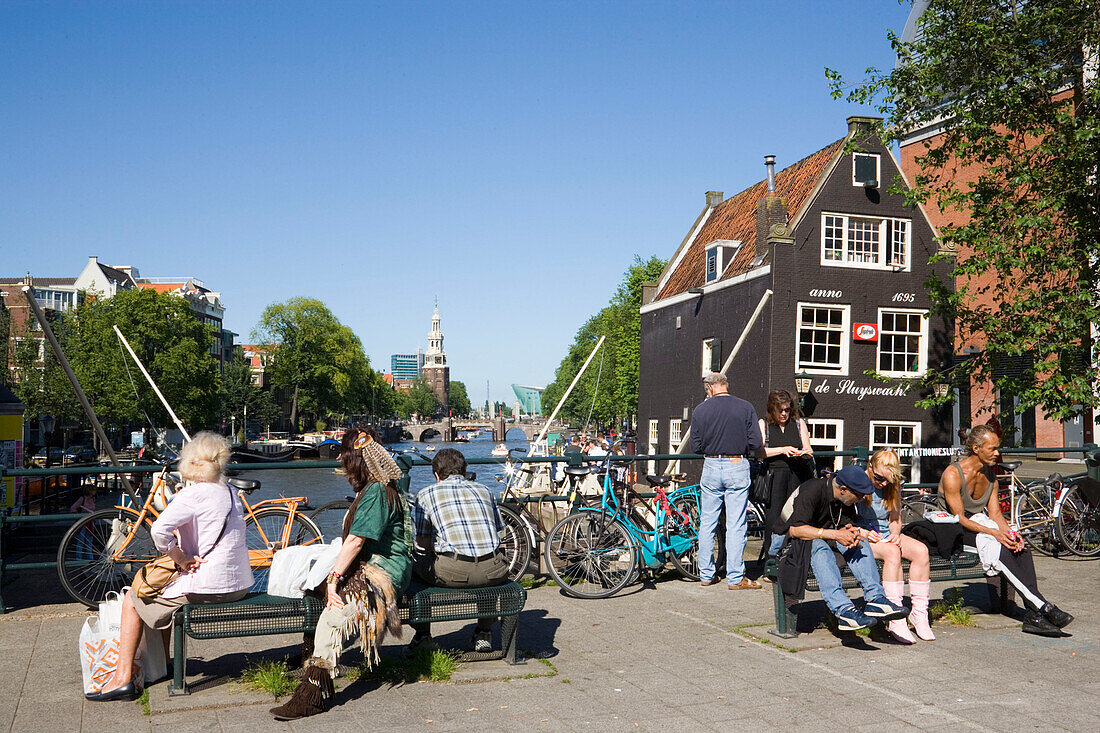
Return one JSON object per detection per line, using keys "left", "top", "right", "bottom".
{"left": 854, "top": 449, "right": 934, "bottom": 643}
{"left": 86, "top": 431, "right": 253, "bottom": 702}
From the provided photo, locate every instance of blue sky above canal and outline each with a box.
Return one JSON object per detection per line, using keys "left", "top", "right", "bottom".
{"left": 2, "top": 1, "right": 909, "bottom": 407}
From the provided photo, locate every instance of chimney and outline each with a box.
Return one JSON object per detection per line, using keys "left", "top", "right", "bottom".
{"left": 705, "top": 191, "right": 724, "bottom": 207}
{"left": 764, "top": 155, "right": 776, "bottom": 195}
{"left": 641, "top": 281, "right": 657, "bottom": 306}
{"left": 846, "top": 115, "right": 882, "bottom": 136}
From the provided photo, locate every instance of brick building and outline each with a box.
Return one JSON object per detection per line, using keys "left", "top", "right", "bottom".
{"left": 639, "top": 117, "right": 953, "bottom": 483}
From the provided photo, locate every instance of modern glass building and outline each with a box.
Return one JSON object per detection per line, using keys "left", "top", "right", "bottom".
{"left": 511, "top": 384, "right": 544, "bottom": 416}
{"left": 391, "top": 349, "right": 424, "bottom": 380}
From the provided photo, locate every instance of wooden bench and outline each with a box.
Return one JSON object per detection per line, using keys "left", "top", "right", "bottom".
{"left": 764, "top": 551, "right": 1006, "bottom": 638}
{"left": 169, "top": 581, "right": 528, "bottom": 695}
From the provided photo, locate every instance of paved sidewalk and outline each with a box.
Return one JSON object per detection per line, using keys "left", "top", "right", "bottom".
{"left": 1, "top": 551, "right": 1096, "bottom": 732}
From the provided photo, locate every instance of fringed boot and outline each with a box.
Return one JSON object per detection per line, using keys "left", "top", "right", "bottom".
{"left": 270, "top": 657, "right": 335, "bottom": 720}
{"left": 908, "top": 580, "right": 935, "bottom": 641}
{"left": 882, "top": 580, "right": 916, "bottom": 644}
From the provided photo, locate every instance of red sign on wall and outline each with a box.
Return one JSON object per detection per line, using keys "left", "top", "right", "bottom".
{"left": 853, "top": 323, "right": 878, "bottom": 341}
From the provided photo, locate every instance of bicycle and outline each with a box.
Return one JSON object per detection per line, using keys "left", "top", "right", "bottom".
{"left": 1053, "top": 473, "right": 1100, "bottom": 557}
{"left": 996, "top": 461, "right": 1071, "bottom": 557}
{"left": 542, "top": 453, "right": 701, "bottom": 598}
{"left": 57, "top": 464, "right": 322, "bottom": 607}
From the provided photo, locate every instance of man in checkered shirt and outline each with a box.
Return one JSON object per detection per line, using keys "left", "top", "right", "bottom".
{"left": 409, "top": 448, "right": 508, "bottom": 652}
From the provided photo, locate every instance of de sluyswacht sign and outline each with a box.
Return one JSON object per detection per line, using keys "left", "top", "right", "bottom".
{"left": 813, "top": 378, "right": 907, "bottom": 401}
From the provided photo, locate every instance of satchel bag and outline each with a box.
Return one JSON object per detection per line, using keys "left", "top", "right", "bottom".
{"left": 131, "top": 488, "right": 234, "bottom": 600}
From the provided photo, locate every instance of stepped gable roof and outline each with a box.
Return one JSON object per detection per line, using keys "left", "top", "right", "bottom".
{"left": 656, "top": 138, "right": 843, "bottom": 301}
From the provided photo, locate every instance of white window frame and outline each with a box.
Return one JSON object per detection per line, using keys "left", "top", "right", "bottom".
{"left": 701, "top": 338, "right": 716, "bottom": 377}
{"left": 806, "top": 418, "right": 844, "bottom": 472}
{"left": 869, "top": 420, "right": 922, "bottom": 482}
{"left": 852, "top": 152, "right": 880, "bottom": 187}
{"left": 820, "top": 212, "right": 911, "bottom": 272}
{"left": 876, "top": 308, "right": 929, "bottom": 378}
{"left": 795, "top": 302, "right": 850, "bottom": 376}
{"left": 669, "top": 419, "right": 683, "bottom": 452}
{"left": 648, "top": 419, "right": 659, "bottom": 446}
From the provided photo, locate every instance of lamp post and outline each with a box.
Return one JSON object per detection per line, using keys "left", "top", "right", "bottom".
{"left": 40, "top": 414, "right": 56, "bottom": 468}
{"left": 794, "top": 371, "right": 813, "bottom": 410}
{"left": 933, "top": 382, "right": 950, "bottom": 400}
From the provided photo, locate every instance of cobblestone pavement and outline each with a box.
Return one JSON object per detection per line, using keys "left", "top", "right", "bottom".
{"left": 1, "top": 547, "right": 1096, "bottom": 732}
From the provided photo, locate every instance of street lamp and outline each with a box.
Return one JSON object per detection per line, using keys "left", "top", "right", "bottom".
{"left": 794, "top": 371, "right": 813, "bottom": 412}
{"left": 40, "top": 414, "right": 56, "bottom": 468}
{"left": 933, "top": 382, "right": 950, "bottom": 400}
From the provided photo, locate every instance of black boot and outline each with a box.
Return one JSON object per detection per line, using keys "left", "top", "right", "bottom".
{"left": 1020, "top": 610, "right": 1063, "bottom": 637}
{"left": 270, "top": 658, "right": 335, "bottom": 720}
{"left": 1040, "top": 603, "right": 1073, "bottom": 629}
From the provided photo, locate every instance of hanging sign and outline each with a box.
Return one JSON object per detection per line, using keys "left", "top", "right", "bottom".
{"left": 853, "top": 323, "right": 878, "bottom": 342}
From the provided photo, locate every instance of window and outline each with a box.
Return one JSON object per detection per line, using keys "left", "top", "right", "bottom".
{"left": 705, "top": 249, "right": 718, "bottom": 282}
{"left": 701, "top": 338, "right": 722, "bottom": 376}
{"left": 821, "top": 213, "right": 910, "bottom": 271}
{"left": 877, "top": 308, "right": 928, "bottom": 376}
{"left": 869, "top": 421, "right": 921, "bottom": 482}
{"left": 853, "top": 153, "right": 880, "bottom": 187}
{"left": 806, "top": 419, "right": 844, "bottom": 472}
{"left": 648, "top": 419, "right": 659, "bottom": 446}
{"left": 647, "top": 419, "right": 659, "bottom": 473}
{"left": 669, "top": 419, "right": 683, "bottom": 451}
{"left": 796, "top": 303, "right": 850, "bottom": 374}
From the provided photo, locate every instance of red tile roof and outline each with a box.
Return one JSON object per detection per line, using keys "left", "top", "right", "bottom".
{"left": 137, "top": 282, "right": 186, "bottom": 294}
{"left": 656, "top": 139, "right": 843, "bottom": 301}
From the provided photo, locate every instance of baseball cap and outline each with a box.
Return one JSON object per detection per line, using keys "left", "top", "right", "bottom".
{"left": 835, "top": 464, "right": 874, "bottom": 495}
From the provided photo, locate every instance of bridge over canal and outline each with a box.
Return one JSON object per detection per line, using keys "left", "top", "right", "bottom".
{"left": 403, "top": 418, "right": 551, "bottom": 442}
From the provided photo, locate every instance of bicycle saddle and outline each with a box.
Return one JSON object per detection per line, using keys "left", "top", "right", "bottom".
{"left": 563, "top": 465, "right": 591, "bottom": 476}
{"left": 227, "top": 477, "right": 261, "bottom": 492}
{"left": 998, "top": 461, "right": 1022, "bottom": 471}
{"left": 644, "top": 474, "right": 673, "bottom": 488}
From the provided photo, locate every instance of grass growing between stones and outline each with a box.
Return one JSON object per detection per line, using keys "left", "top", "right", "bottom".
{"left": 519, "top": 576, "right": 558, "bottom": 589}
{"left": 930, "top": 587, "right": 974, "bottom": 626}
{"left": 349, "top": 648, "right": 462, "bottom": 684}
{"left": 137, "top": 688, "right": 150, "bottom": 715}
{"left": 240, "top": 659, "right": 297, "bottom": 699}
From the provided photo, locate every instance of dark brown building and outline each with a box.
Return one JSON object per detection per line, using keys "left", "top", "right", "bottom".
{"left": 639, "top": 117, "right": 954, "bottom": 483}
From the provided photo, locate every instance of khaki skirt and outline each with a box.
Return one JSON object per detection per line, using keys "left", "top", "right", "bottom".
{"left": 131, "top": 588, "right": 249, "bottom": 630}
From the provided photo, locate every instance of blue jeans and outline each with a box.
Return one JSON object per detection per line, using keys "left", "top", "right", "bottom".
{"left": 809, "top": 537, "right": 885, "bottom": 614}
{"left": 768, "top": 531, "right": 787, "bottom": 558}
{"left": 698, "top": 457, "right": 751, "bottom": 584}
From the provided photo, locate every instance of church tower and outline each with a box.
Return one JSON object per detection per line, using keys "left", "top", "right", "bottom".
{"left": 422, "top": 302, "right": 450, "bottom": 413}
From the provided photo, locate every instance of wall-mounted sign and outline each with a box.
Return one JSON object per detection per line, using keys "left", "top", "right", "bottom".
{"left": 853, "top": 323, "right": 878, "bottom": 341}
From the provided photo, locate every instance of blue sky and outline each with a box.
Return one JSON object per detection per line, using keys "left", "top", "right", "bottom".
{"left": 1, "top": 1, "right": 911, "bottom": 407}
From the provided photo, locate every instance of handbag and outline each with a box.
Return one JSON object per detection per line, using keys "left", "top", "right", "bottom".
{"left": 749, "top": 461, "right": 772, "bottom": 505}
{"left": 131, "top": 488, "right": 234, "bottom": 600}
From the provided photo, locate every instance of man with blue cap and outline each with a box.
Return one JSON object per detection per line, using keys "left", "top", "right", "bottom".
{"left": 778, "top": 464, "right": 909, "bottom": 631}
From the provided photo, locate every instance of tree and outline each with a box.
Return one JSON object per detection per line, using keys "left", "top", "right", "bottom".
{"left": 218, "top": 347, "right": 280, "bottom": 441}
{"left": 252, "top": 298, "right": 376, "bottom": 430}
{"left": 543, "top": 256, "right": 667, "bottom": 428}
{"left": 67, "top": 287, "right": 220, "bottom": 433}
{"left": 393, "top": 378, "right": 441, "bottom": 419}
{"left": 448, "top": 380, "right": 471, "bottom": 417}
{"left": 8, "top": 312, "right": 81, "bottom": 427}
{"left": 827, "top": 0, "right": 1100, "bottom": 420}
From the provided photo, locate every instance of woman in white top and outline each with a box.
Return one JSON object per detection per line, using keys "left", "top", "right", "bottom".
{"left": 87, "top": 432, "right": 253, "bottom": 701}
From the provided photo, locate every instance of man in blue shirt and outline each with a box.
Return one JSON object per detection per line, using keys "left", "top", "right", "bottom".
{"left": 410, "top": 448, "right": 508, "bottom": 651}
{"left": 690, "top": 372, "right": 765, "bottom": 589}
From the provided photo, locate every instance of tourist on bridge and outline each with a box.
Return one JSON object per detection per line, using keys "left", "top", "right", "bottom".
{"left": 691, "top": 371, "right": 765, "bottom": 590}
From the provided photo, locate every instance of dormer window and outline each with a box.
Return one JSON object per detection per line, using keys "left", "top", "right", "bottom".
{"left": 853, "top": 153, "right": 880, "bottom": 188}
{"left": 703, "top": 239, "right": 742, "bottom": 283}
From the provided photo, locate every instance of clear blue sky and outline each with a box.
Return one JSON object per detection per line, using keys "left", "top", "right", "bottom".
{"left": 2, "top": 1, "right": 909, "bottom": 407}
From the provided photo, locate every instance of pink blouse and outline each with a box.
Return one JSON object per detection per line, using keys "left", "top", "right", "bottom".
{"left": 149, "top": 481, "right": 253, "bottom": 597}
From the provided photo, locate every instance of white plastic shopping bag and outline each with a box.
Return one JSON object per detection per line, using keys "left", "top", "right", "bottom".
{"left": 79, "top": 591, "right": 124, "bottom": 694}
{"left": 267, "top": 538, "right": 342, "bottom": 597}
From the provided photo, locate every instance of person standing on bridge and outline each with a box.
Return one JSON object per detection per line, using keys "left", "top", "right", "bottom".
{"left": 691, "top": 372, "right": 765, "bottom": 589}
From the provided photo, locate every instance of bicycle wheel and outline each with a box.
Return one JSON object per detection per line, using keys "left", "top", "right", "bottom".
{"left": 1013, "top": 492, "right": 1056, "bottom": 556}
{"left": 309, "top": 500, "right": 352, "bottom": 542}
{"left": 666, "top": 492, "right": 700, "bottom": 580}
{"left": 57, "top": 507, "right": 156, "bottom": 608}
{"left": 245, "top": 508, "right": 324, "bottom": 590}
{"left": 900, "top": 494, "right": 937, "bottom": 525}
{"left": 497, "top": 504, "right": 534, "bottom": 582}
{"left": 543, "top": 512, "right": 635, "bottom": 599}
{"left": 1055, "top": 485, "right": 1100, "bottom": 557}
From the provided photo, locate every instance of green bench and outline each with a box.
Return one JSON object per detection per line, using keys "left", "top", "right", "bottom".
{"left": 169, "top": 581, "right": 528, "bottom": 695}
{"left": 764, "top": 550, "right": 1006, "bottom": 638}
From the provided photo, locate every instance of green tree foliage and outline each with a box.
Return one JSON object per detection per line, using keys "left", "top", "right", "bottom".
{"left": 449, "top": 380, "right": 471, "bottom": 417}
{"left": 393, "top": 378, "right": 441, "bottom": 419}
{"left": 67, "top": 287, "right": 220, "bottom": 431}
{"left": 827, "top": 0, "right": 1100, "bottom": 420}
{"left": 543, "top": 256, "right": 667, "bottom": 427}
{"left": 218, "top": 347, "right": 281, "bottom": 441}
{"left": 8, "top": 312, "right": 81, "bottom": 425}
{"left": 252, "top": 298, "right": 377, "bottom": 430}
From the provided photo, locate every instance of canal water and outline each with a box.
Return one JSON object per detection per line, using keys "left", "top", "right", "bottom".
{"left": 239, "top": 434, "right": 530, "bottom": 507}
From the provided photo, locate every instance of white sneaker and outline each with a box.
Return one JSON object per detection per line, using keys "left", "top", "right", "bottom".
{"left": 472, "top": 631, "right": 492, "bottom": 653}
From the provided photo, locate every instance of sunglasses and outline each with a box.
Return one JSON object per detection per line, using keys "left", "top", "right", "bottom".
{"left": 872, "top": 472, "right": 889, "bottom": 484}
{"left": 778, "top": 407, "right": 792, "bottom": 413}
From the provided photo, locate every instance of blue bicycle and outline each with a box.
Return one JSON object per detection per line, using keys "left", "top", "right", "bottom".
{"left": 542, "top": 454, "right": 702, "bottom": 598}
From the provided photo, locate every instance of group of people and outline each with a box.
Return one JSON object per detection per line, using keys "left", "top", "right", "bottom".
{"left": 690, "top": 371, "right": 1073, "bottom": 641}
{"left": 86, "top": 429, "right": 511, "bottom": 723}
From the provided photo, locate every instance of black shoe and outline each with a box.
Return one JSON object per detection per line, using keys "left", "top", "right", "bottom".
{"left": 1021, "top": 610, "right": 1064, "bottom": 637}
{"left": 1040, "top": 603, "right": 1073, "bottom": 629}
{"left": 85, "top": 682, "right": 139, "bottom": 702}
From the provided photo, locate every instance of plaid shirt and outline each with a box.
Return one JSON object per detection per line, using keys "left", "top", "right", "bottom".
{"left": 413, "top": 475, "right": 502, "bottom": 556}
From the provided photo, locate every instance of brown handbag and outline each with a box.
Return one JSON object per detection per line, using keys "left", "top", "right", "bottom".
{"left": 131, "top": 492, "right": 233, "bottom": 600}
